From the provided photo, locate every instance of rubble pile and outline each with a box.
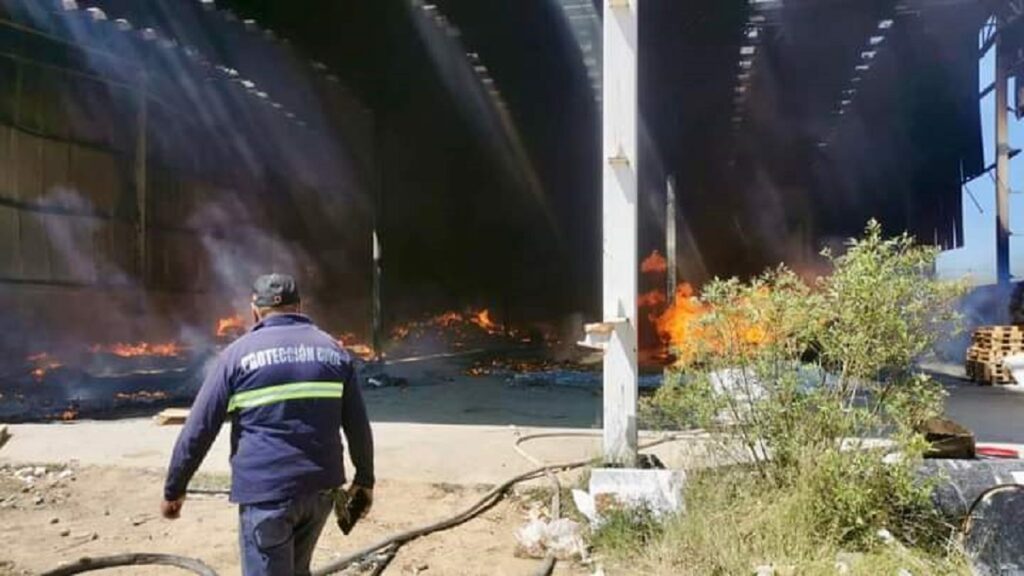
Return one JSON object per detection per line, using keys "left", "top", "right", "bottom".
{"left": 0, "top": 463, "right": 77, "bottom": 511}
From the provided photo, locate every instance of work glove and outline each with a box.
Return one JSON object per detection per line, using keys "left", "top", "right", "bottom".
{"left": 348, "top": 484, "right": 373, "bottom": 516}
{"left": 333, "top": 484, "right": 373, "bottom": 535}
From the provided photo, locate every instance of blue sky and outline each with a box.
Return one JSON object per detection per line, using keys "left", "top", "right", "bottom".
{"left": 937, "top": 33, "right": 1024, "bottom": 284}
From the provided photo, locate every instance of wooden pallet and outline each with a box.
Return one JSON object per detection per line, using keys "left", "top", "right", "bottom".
{"left": 967, "top": 341, "right": 1024, "bottom": 354}
{"left": 967, "top": 350, "right": 1011, "bottom": 362}
{"left": 974, "top": 335, "right": 1024, "bottom": 342}
{"left": 965, "top": 326, "right": 1024, "bottom": 384}
{"left": 975, "top": 326, "right": 1024, "bottom": 336}
{"left": 965, "top": 359, "right": 1015, "bottom": 385}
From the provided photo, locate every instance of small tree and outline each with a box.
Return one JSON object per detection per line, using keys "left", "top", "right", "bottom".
{"left": 644, "top": 221, "right": 966, "bottom": 548}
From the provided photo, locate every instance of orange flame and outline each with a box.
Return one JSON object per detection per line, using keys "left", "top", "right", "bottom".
{"left": 337, "top": 332, "right": 376, "bottom": 361}
{"left": 432, "top": 311, "right": 464, "bottom": 327}
{"left": 641, "top": 250, "right": 668, "bottom": 274}
{"left": 27, "top": 352, "right": 62, "bottom": 382}
{"left": 655, "top": 284, "right": 708, "bottom": 363}
{"left": 216, "top": 315, "right": 246, "bottom": 338}
{"left": 470, "top": 309, "right": 501, "bottom": 333}
{"left": 90, "top": 342, "right": 182, "bottom": 358}
{"left": 655, "top": 283, "right": 768, "bottom": 365}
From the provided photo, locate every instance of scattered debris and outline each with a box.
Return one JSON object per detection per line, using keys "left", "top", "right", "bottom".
{"left": 876, "top": 528, "right": 895, "bottom": 545}
{"left": 514, "top": 518, "right": 587, "bottom": 560}
{"left": 59, "top": 528, "right": 70, "bottom": 537}
{"left": 365, "top": 374, "right": 408, "bottom": 389}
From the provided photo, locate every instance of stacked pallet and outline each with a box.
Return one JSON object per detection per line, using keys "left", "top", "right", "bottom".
{"left": 965, "top": 326, "right": 1024, "bottom": 385}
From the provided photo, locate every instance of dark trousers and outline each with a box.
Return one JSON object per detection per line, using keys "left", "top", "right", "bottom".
{"left": 239, "top": 491, "right": 334, "bottom": 576}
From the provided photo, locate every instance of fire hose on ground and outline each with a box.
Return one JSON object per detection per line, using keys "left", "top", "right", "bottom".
{"left": 40, "top": 433, "right": 692, "bottom": 576}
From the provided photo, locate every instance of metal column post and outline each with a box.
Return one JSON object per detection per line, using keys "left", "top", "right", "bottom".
{"left": 666, "top": 175, "right": 677, "bottom": 304}
{"left": 996, "top": 26, "right": 1011, "bottom": 285}
{"left": 372, "top": 228, "right": 382, "bottom": 359}
{"left": 602, "top": 0, "right": 639, "bottom": 466}
{"left": 134, "top": 73, "right": 149, "bottom": 285}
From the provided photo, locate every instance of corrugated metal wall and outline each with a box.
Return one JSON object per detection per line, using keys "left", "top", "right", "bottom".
{"left": 0, "top": 9, "right": 374, "bottom": 352}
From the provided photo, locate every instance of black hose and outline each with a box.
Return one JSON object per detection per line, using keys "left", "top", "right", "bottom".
{"left": 40, "top": 553, "right": 219, "bottom": 576}
{"left": 46, "top": 434, "right": 691, "bottom": 575}
{"left": 367, "top": 544, "right": 399, "bottom": 576}
{"left": 961, "top": 483, "right": 1024, "bottom": 534}
{"left": 532, "top": 556, "right": 556, "bottom": 576}
{"left": 310, "top": 459, "right": 595, "bottom": 576}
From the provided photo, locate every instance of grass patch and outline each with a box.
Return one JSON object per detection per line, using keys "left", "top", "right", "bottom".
{"left": 593, "top": 469, "right": 968, "bottom": 575}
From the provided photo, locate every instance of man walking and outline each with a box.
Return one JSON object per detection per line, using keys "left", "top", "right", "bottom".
{"left": 162, "top": 273, "right": 375, "bottom": 576}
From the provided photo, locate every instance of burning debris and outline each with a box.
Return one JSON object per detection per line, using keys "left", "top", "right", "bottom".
{"left": 27, "top": 353, "right": 63, "bottom": 382}
{"left": 470, "top": 309, "right": 501, "bottom": 333}
{"left": 89, "top": 342, "right": 183, "bottom": 358}
{"left": 336, "top": 333, "right": 375, "bottom": 361}
{"left": 216, "top": 315, "right": 248, "bottom": 340}
{"left": 7, "top": 327, "right": 221, "bottom": 422}
{"left": 394, "top": 308, "right": 505, "bottom": 337}
{"left": 385, "top": 308, "right": 515, "bottom": 357}
{"left": 59, "top": 406, "right": 80, "bottom": 422}
{"left": 113, "top": 391, "right": 170, "bottom": 404}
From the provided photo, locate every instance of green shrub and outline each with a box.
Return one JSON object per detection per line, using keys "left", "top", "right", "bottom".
{"left": 641, "top": 221, "right": 966, "bottom": 551}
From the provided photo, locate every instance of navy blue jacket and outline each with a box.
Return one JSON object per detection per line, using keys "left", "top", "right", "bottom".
{"left": 164, "top": 314, "right": 374, "bottom": 504}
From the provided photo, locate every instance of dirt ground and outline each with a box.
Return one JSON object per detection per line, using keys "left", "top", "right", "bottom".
{"left": 0, "top": 463, "right": 591, "bottom": 576}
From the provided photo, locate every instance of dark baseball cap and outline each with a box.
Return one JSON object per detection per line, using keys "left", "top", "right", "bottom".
{"left": 252, "top": 273, "right": 300, "bottom": 308}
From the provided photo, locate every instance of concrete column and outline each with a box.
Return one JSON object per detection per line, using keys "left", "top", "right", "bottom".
{"left": 996, "top": 27, "right": 1011, "bottom": 285}
{"left": 602, "top": 0, "right": 639, "bottom": 466}
{"left": 372, "top": 228, "right": 382, "bottom": 358}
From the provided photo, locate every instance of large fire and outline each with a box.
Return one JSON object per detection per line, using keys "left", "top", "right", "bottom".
{"left": 216, "top": 315, "right": 247, "bottom": 338}
{"left": 655, "top": 283, "right": 768, "bottom": 365}
{"left": 90, "top": 342, "right": 183, "bottom": 358}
